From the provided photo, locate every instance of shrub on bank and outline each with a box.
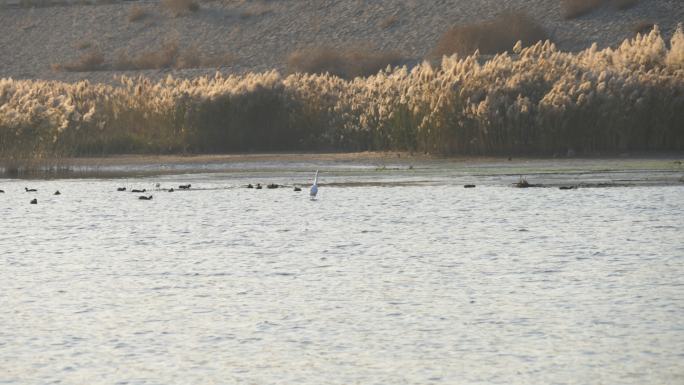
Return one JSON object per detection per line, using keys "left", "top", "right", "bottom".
{"left": 613, "top": 0, "right": 639, "bottom": 10}
{"left": 633, "top": 21, "right": 655, "bottom": 35}
{"left": 128, "top": 5, "right": 149, "bottom": 22}
{"left": 51, "top": 49, "right": 105, "bottom": 72}
{"left": 53, "top": 41, "right": 234, "bottom": 72}
{"left": 561, "top": 0, "right": 639, "bottom": 19}
{"left": 161, "top": 0, "right": 199, "bottom": 17}
{"left": 113, "top": 41, "right": 180, "bottom": 70}
{"left": 432, "top": 12, "right": 548, "bottom": 57}
{"left": 561, "top": 0, "right": 603, "bottom": 19}
{"left": 286, "top": 46, "right": 405, "bottom": 79}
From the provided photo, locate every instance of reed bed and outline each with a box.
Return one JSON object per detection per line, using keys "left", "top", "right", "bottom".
{"left": 1, "top": 27, "right": 683, "bottom": 162}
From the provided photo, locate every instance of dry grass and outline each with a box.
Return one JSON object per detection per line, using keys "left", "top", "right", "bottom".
{"left": 14, "top": 0, "right": 118, "bottom": 7}
{"left": 4, "top": 27, "right": 683, "bottom": 159}
{"left": 114, "top": 41, "right": 179, "bottom": 70}
{"left": 198, "top": 53, "right": 235, "bottom": 68}
{"left": 75, "top": 40, "right": 92, "bottom": 50}
{"left": 113, "top": 41, "right": 234, "bottom": 70}
{"left": 53, "top": 40, "right": 233, "bottom": 72}
{"left": 17, "top": 0, "right": 69, "bottom": 7}
{"left": 561, "top": 0, "right": 638, "bottom": 19}
{"left": 633, "top": 20, "right": 655, "bottom": 35}
{"left": 174, "top": 46, "right": 235, "bottom": 69}
{"left": 239, "top": 3, "right": 274, "bottom": 19}
{"left": 613, "top": 0, "right": 639, "bottom": 10}
{"left": 128, "top": 5, "right": 149, "bottom": 22}
{"left": 161, "top": 0, "right": 199, "bottom": 17}
{"left": 432, "top": 12, "right": 548, "bottom": 57}
{"left": 286, "top": 46, "right": 405, "bottom": 79}
{"left": 561, "top": 0, "right": 603, "bottom": 19}
{"left": 52, "top": 49, "right": 105, "bottom": 72}
{"left": 379, "top": 14, "right": 399, "bottom": 30}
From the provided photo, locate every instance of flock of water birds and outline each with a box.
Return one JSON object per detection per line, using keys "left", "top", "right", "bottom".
{"left": 0, "top": 172, "right": 587, "bottom": 205}
{"left": 0, "top": 169, "right": 607, "bottom": 205}
{"left": 0, "top": 170, "right": 321, "bottom": 204}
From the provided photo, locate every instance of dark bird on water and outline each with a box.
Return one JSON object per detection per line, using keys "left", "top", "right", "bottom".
{"left": 294, "top": 186, "right": 302, "bottom": 192}
{"left": 168, "top": 188, "right": 174, "bottom": 192}
{"left": 54, "top": 190, "right": 61, "bottom": 195}
{"left": 132, "top": 189, "right": 146, "bottom": 193}
{"left": 255, "top": 183, "right": 262, "bottom": 190}
{"left": 515, "top": 178, "right": 530, "bottom": 188}
{"left": 179, "top": 184, "right": 191, "bottom": 190}
{"left": 559, "top": 186, "right": 576, "bottom": 190}
{"left": 247, "top": 184, "right": 254, "bottom": 189}
{"left": 267, "top": 183, "right": 279, "bottom": 189}
{"left": 25, "top": 187, "right": 37, "bottom": 192}
{"left": 117, "top": 187, "right": 126, "bottom": 191}
{"left": 514, "top": 176, "right": 539, "bottom": 188}
{"left": 139, "top": 195, "right": 153, "bottom": 200}
{"left": 0, "top": 189, "right": 4, "bottom": 193}
{"left": 464, "top": 184, "right": 476, "bottom": 188}
{"left": 30, "top": 198, "right": 37, "bottom": 204}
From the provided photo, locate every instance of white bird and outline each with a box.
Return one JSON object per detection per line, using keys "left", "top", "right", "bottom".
{"left": 310, "top": 170, "right": 319, "bottom": 200}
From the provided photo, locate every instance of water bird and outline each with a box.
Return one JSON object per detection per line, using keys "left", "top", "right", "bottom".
{"left": 25, "top": 187, "right": 37, "bottom": 192}
{"left": 559, "top": 186, "right": 576, "bottom": 190}
{"left": 179, "top": 184, "right": 191, "bottom": 190}
{"left": 30, "top": 198, "right": 37, "bottom": 204}
{"left": 168, "top": 188, "right": 174, "bottom": 192}
{"left": 293, "top": 186, "right": 302, "bottom": 192}
{"left": 310, "top": 170, "right": 319, "bottom": 199}
{"left": 117, "top": 187, "right": 126, "bottom": 191}
{"left": 54, "top": 190, "right": 61, "bottom": 195}
{"left": 514, "top": 176, "right": 535, "bottom": 188}
{"left": 131, "top": 189, "right": 146, "bottom": 193}
{"left": 0, "top": 189, "right": 4, "bottom": 193}
{"left": 255, "top": 183, "right": 262, "bottom": 190}
{"left": 247, "top": 184, "right": 254, "bottom": 189}
{"left": 464, "top": 184, "right": 476, "bottom": 188}
{"left": 267, "top": 183, "right": 279, "bottom": 189}
{"left": 139, "top": 195, "right": 153, "bottom": 200}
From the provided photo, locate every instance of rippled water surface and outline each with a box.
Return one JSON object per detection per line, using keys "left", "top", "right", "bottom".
{"left": 1, "top": 167, "right": 683, "bottom": 385}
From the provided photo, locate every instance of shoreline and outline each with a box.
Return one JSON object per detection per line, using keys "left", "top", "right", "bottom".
{"left": 2, "top": 152, "right": 683, "bottom": 183}
{"left": 8, "top": 150, "right": 684, "bottom": 163}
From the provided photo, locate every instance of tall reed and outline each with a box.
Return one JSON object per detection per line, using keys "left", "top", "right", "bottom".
{"left": 1, "top": 26, "right": 683, "bottom": 162}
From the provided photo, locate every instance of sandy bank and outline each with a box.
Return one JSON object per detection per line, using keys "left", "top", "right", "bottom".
{"left": 1, "top": 0, "right": 682, "bottom": 83}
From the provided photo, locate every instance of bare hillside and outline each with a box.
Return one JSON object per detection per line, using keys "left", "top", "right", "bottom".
{"left": 0, "top": 0, "right": 682, "bottom": 82}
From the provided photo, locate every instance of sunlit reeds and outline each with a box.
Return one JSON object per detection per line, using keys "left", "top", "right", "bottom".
{"left": 2, "top": 26, "right": 683, "bottom": 161}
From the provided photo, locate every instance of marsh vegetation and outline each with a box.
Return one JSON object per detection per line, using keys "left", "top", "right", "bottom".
{"left": 1, "top": 27, "right": 683, "bottom": 163}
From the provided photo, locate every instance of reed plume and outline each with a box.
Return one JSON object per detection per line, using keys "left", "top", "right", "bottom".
{"left": 1, "top": 26, "right": 683, "bottom": 162}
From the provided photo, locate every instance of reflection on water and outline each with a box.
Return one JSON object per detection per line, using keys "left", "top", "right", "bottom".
{"left": 1, "top": 171, "right": 683, "bottom": 385}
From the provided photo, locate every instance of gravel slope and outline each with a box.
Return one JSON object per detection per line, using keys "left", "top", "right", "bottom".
{"left": 1, "top": 0, "right": 682, "bottom": 82}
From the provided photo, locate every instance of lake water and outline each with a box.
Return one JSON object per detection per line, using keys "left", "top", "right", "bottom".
{"left": 1, "top": 162, "right": 683, "bottom": 385}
